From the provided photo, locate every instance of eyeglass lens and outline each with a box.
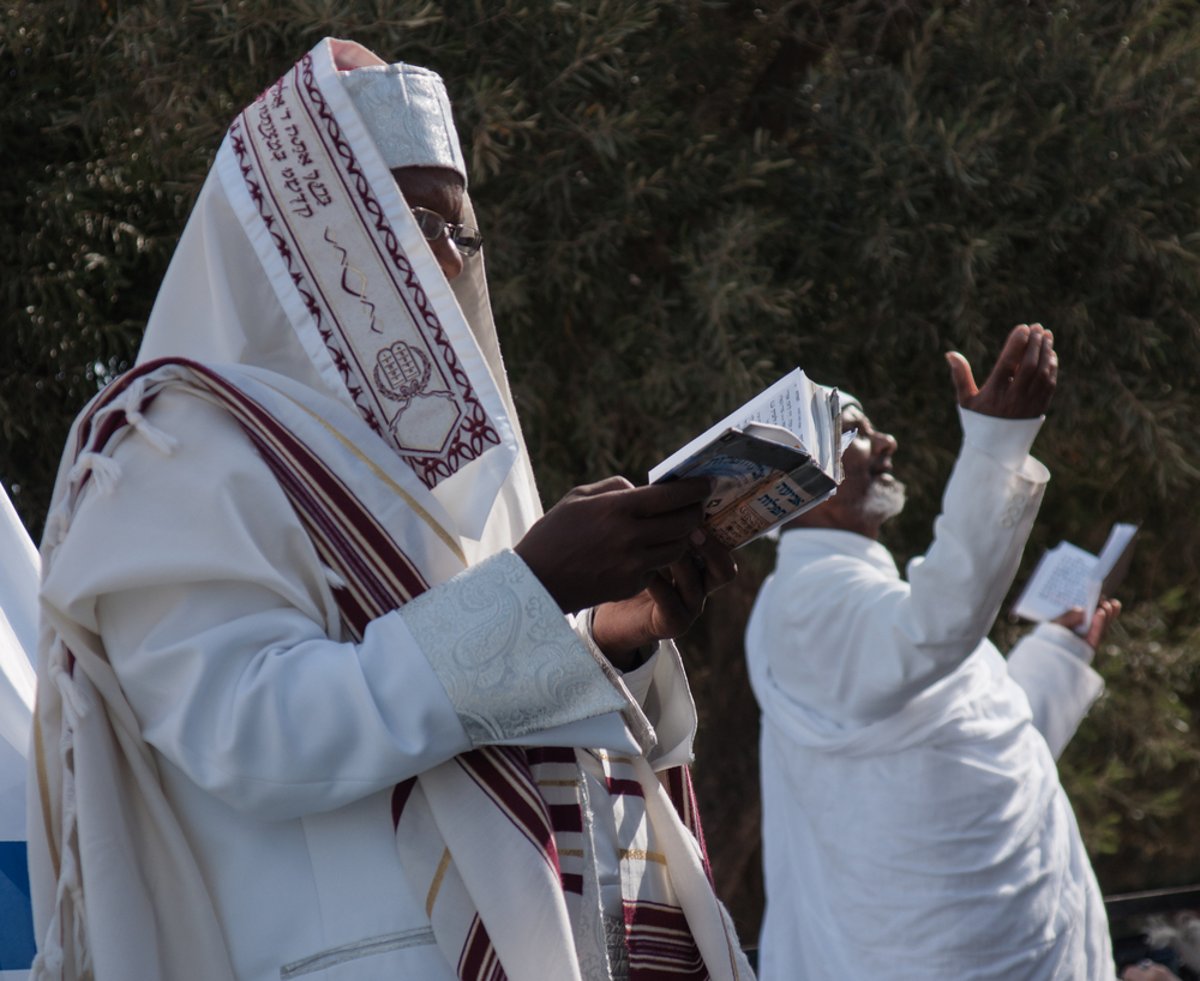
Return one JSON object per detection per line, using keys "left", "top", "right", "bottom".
{"left": 410, "top": 207, "right": 482, "bottom": 257}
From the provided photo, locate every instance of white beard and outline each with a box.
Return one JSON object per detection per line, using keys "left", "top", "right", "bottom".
{"left": 863, "top": 478, "right": 906, "bottom": 524}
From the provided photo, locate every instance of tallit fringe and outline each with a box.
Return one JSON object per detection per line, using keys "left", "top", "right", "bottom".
{"left": 88, "top": 376, "right": 180, "bottom": 457}
{"left": 66, "top": 453, "right": 121, "bottom": 497}
{"left": 32, "top": 641, "right": 94, "bottom": 981}
{"left": 120, "top": 377, "right": 178, "bottom": 454}
{"left": 43, "top": 376, "right": 177, "bottom": 551}
{"left": 42, "top": 507, "right": 70, "bottom": 551}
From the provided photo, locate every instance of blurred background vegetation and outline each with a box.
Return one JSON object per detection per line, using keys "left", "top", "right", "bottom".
{"left": 3, "top": 0, "right": 1198, "bottom": 942}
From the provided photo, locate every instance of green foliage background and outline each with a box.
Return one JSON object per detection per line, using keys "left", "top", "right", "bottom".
{"left": 3, "top": 0, "right": 1199, "bottom": 939}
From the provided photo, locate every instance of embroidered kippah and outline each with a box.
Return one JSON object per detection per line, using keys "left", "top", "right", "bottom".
{"left": 341, "top": 63, "right": 468, "bottom": 185}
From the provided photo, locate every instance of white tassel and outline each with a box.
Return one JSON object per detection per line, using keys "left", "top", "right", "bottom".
{"left": 122, "top": 377, "right": 178, "bottom": 454}
{"left": 43, "top": 507, "right": 70, "bottom": 550}
{"left": 49, "top": 641, "right": 92, "bottom": 723}
{"left": 53, "top": 664, "right": 92, "bottom": 724}
{"left": 67, "top": 452, "right": 122, "bottom": 496}
{"left": 126, "top": 404, "right": 178, "bottom": 453}
{"left": 30, "top": 944, "right": 64, "bottom": 980}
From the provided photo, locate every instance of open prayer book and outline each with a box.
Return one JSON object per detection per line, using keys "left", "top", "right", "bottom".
{"left": 1012, "top": 522, "right": 1138, "bottom": 631}
{"left": 649, "top": 368, "right": 848, "bottom": 549}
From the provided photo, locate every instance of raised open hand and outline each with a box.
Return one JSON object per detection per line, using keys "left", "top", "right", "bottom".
{"left": 513, "top": 476, "right": 711, "bottom": 616}
{"left": 945, "top": 323, "right": 1058, "bottom": 419}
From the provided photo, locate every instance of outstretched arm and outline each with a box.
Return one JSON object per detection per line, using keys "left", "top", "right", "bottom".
{"left": 1006, "top": 598, "right": 1118, "bottom": 758}
{"left": 757, "top": 324, "right": 1058, "bottom": 723}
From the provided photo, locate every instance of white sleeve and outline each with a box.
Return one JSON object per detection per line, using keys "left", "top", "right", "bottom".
{"left": 763, "top": 416, "right": 1050, "bottom": 724}
{"left": 1005, "top": 622, "right": 1105, "bottom": 758}
{"left": 571, "top": 612, "right": 698, "bottom": 769}
{"left": 45, "top": 391, "right": 631, "bottom": 821}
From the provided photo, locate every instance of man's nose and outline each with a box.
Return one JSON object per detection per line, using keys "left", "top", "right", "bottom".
{"left": 432, "top": 237, "right": 464, "bottom": 281}
{"left": 873, "top": 430, "right": 898, "bottom": 455}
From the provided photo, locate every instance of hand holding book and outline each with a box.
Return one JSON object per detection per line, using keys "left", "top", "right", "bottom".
{"left": 1012, "top": 522, "right": 1137, "bottom": 633}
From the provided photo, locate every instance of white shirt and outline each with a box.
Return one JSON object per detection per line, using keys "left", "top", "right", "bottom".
{"left": 745, "top": 410, "right": 1113, "bottom": 980}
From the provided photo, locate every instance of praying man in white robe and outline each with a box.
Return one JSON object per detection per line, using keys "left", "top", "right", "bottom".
{"left": 746, "top": 323, "right": 1119, "bottom": 980}
{"left": 27, "top": 38, "right": 753, "bottom": 981}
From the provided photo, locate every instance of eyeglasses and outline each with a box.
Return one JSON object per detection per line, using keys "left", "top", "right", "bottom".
{"left": 409, "top": 207, "right": 484, "bottom": 258}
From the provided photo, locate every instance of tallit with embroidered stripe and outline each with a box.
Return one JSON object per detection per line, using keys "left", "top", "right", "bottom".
{"left": 27, "top": 37, "right": 750, "bottom": 981}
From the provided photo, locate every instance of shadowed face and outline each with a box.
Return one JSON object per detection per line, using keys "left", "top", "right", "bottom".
{"left": 391, "top": 166, "right": 467, "bottom": 281}
{"left": 792, "top": 404, "right": 905, "bottom": 540}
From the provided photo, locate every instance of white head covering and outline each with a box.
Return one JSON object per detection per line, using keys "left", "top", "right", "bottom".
{"left": 137, "top": 38, "right": 535, "bottom": 541}
{"left": 340, "top": 63, "right": 468, "bottom": 184}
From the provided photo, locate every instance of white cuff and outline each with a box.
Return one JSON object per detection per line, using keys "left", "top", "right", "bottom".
{"left": 1032, "top": 621, "right": 1097, "bottom": 665}
{"left": 959, "top": 407, "right": 1043, "bottom": 470}
{"left": 400, "top": 550, "right": 629, "bottom": 745}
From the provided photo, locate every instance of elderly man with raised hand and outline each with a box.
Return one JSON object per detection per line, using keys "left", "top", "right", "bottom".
{"left": 27, "top": 39, "right": 751, "bottom": 981}
{"left": 746, "top": 324, "right": 1120, "bottom": 980}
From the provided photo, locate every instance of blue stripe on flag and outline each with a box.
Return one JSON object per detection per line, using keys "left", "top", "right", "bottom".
{"left": 0, "top": 841, "right": 35, "bottom": 969}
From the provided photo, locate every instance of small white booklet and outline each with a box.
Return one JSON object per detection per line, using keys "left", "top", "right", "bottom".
{"left": 649, "top": 368, "right": 848, "bottom": 548}
{"left": 1012, "top": 522, "right": 1138, "bottom": 630}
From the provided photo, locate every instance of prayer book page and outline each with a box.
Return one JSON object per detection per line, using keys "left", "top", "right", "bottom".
{"left": 1012, "top": 522, "right": 1138, "bottom": 630}
{"left": 649, "top": 369, "right": 847, "bottom": 548}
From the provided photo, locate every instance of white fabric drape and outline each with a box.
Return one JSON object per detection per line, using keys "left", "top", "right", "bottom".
{"left": 27, "top": 37, "right": 748, "bottom": 981}
{"left": 746, "top": 410, "right": 1113, "bottom": 981}
{"left": 1, "top": 483, "right": 37, "bottom": 981}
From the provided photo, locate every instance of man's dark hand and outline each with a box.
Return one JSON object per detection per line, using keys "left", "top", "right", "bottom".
{"left": 513, "top": 476, "right": 711, "bottom": 616}
{"left": 1053, "top": 597, "right": 1122, "bottom": 650}
{"left": 591, "top": 535, "right": 738, "bottom": 666}
{"left": 945, "top": 323, "right": 1058, "bottom": 419}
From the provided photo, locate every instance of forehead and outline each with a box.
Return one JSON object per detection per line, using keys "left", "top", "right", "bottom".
{"left": 840, "top": 405, "right": 872, "bottom": 429}
{"left": 391, "top": 165, "right": 465, "bottom": 219}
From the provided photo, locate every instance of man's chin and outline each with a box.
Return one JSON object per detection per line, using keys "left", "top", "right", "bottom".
{"left": 864, "top": 479, "right": 906, "bottom": 523}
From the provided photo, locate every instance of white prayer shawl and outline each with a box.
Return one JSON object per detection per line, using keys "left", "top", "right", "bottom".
{"left": 29, "top": 38, "right": 748, "bottom": 981}
{"left": 1, "top": 484, "right": 37, "bottom": 980}
{"left": 745, "top": 411, "right": 1113, "bottom": 981}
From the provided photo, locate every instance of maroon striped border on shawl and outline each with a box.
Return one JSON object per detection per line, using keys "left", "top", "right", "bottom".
{"left": 624, "top": 901, "right": 707, "bottom": 981}
{"left": 73, "top": 358, "right": 718, "bottom": 979}
{"left": 526, "top": 746, "right": 586, "bottom": 895}
{"left": 458, "top": 915, "right": 508, "bottom": 981}
{"left": 605, "top": 775, "right": 645, "bottom": 798}
{"left": 454, "top": 747, "right": 559, "bottom": 873}
{"left": 663, "top": 766, "right": 713, "bottom": 885}
{"left": 71, "top": 358, "right": 432, "bottom": 637}
{"left": 72, "top": 363, "right": 162, "bottom": 463}
{"left": 524, "top": 747, "right": 576, "bottom": 766}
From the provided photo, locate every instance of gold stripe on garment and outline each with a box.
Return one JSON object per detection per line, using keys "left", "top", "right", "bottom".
{"left": 426, "top": 847, "right": 453, "bottom": 919}
{"left": 263, "top": 382, "right": 466, "bottom": 565}
{"left": 620, "top": 848, "right": 667, "bottom": 865}
{"left": 536, "top": 779, "right": 579, "bottom": 788}
{"left": 590, "top": 749, "right": 635, "bottom": 765}
{"left": 557, "top": 848, "right": 585, "bottom": 859}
